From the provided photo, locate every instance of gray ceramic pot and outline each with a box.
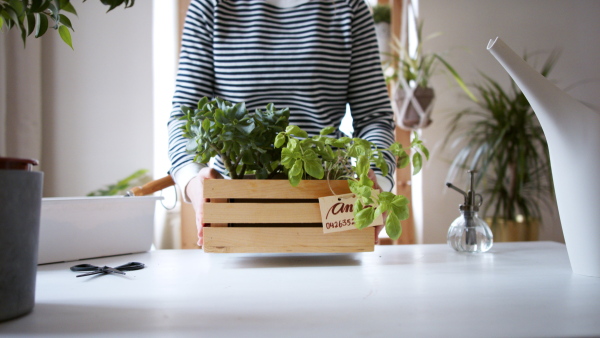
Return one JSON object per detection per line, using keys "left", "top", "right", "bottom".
{"left": 0, "top": 158, "right": 43, "bottom": 322}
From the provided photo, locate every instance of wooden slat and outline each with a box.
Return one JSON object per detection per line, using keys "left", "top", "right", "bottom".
{"left": 204, "top": 180, "right": 351, "bottom": 199}
{"left": 203, "top": 227, "right": 374, "bottom": 253}
{"left": 204, "top": 203, "right": 322, "bottom": 223}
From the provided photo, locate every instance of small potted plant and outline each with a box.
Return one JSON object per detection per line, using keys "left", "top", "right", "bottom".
{"left": 443, "top": 51, "right": 559, "bottom": 241}
{"left": 181, "top": 97, "right": 428, "bottom": 252}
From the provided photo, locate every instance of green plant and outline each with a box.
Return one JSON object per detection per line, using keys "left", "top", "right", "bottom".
{"left": 444, "top": 51, "right": 559, "bottom": 227}
{"left": 181, "top": 97, "right": 290, "bottom": 179}
{"left": 182, "top": 97, "right": 430, "bottom": 240}
{"left": 371, "top": 4, "right": 390, "bottom": 24}
{"left": 275, "top": 125, "right": 429, "bottom": 240}
{"left": 384, "top": 19, "right": 476, "bottom": 102}
{"left": 87, "top": 168, "right": 150, "bottom": 196}
{"left": 0, "top": 0, "right": 134, "bottom": 49}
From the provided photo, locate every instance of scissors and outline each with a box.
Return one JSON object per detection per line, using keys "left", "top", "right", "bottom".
{"left": 70, "top": 262, "right": 145, "bottom": 277}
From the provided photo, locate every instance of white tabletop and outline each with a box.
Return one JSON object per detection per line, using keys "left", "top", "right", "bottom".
{"left": 1, "top": 242, "right": 599, "bottom": 337}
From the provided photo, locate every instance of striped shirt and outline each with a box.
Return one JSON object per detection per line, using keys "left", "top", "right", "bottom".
{"left": 168, "top": 0, "right": 396, "bottom": 190}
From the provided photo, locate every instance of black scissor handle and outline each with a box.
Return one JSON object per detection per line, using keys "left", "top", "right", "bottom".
{"left": 70, "top": 264, "right": 101, "bottom": 272}
{"left": 114, "top": 262, "right": 145, "bottom": 271}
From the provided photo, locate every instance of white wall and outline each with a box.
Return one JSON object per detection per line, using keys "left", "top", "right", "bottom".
{"left": 418, "top": 0, "right": 600, "bottom": 243}
{"left": 41, "top": 1, "right": 153, "bottom": 197}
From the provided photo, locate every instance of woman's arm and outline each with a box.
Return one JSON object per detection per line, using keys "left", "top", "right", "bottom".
{"left": 347, "top": 0, "right": 396, "bottom": 191}
{"left": 168, "top": 0, "right": 217, "bottom": 198}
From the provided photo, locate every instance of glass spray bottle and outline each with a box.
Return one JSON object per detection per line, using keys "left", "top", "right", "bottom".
{"left": 446, "top": 170, "right": 493, "bottom": 253}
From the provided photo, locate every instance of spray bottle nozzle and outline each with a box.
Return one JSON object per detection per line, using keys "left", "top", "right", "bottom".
{"left": 445, "top": 170, "right": 482, "bottom": 211}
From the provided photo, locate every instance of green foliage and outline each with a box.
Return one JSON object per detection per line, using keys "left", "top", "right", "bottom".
{"left": 371, "top": 4, "right": 390, "bottom": 24}
{"left": 181, "top": 97, "right": 290, "bottom": 179}
{"left": 384, "top": 19, "right": 476, "bottom": 102}
{"left": 87, "top": 168, "right": 150, "bottom": 196}
{"left": 181, "top": 97, "right": 430, "bottom": 240}
{"left": 276, "top": 126, "right": 429, "bottom": 240}
{"left": 0, "top": 0, "right": 135, "bottom": 48}
{"left": 444, "top": 51, "right": 559, "bottom": 226}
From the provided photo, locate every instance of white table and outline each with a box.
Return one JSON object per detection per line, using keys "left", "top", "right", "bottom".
{"left": 1, "top": 242, "right": 599, "bottom": 337}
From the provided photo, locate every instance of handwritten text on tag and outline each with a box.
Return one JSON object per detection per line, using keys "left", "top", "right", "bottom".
{"left": 318, "top": 192, "right": 383, "bottom": 234}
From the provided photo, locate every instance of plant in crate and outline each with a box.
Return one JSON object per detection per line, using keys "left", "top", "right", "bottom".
{"left": 181, "top": 97, "right": 290, "bottom": 180}
{"left": 182, "top": 97, "right": 429, "bottom": 241}
{"left": 275, "top": 125, "right": 428, "bottom": 240}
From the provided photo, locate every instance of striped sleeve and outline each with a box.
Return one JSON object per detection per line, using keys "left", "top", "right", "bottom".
{"left": 167, "top": 0, "right": 217, "bottom": 189}
{"left": 347, "top": 0, "right": 396, "bottom": 189}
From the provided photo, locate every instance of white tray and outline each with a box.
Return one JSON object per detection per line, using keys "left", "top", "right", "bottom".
{"left": 38, "top": 196, "right": 163, "bottom": 264}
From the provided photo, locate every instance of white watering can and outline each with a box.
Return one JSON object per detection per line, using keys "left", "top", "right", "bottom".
{"left": 487, "top": 37, "right": 600, "bottom": 277}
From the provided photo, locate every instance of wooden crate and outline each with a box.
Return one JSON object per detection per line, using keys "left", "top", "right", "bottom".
{"left": 202, "top": 180, "right": 375, "bottom": 253}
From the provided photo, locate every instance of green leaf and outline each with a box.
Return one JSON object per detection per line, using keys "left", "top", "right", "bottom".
{"left": 61, "top": 1, "right": 78, "bottom": 16}
{"left": 385, "top": 212, "right": 402, "bottom": 240}
{"left": 30, "top": 0, "right": 45, "bottom": 12}
{"left": 320, "top": 126, "right": 336, "bottom": 135}
{"left": 397, "top": 152, "right": 409, "bottom": 169}
{"left": 285, "top": 125, "right": 308, "bottom": 138}
{"left": 355, "top": 205, "right": 375, "bottom": 229}
{"left": 289, "top": 159, "right": 303, "bottom": 177}
{"left": 304, "top": 157, "right": 324, "bottom": 179}
{"left": 281, "top": 148, "right": 294, "bottom": 167}
{"left": 34, "top": 12, "right": 48, "bottom": 38}
{"left": 416, "top": 143, "right": 430, "bottom": 160}
{"left": 388, "top": 142, "right": 403, "bottom": 157}
{"left": 289, "top": 173, "right": 302, "bottom": 187}
{"left": 58, "top": 25, "right": 73, "bottom": 49}
{"left": 5, "top": 6, "right": 19, "bottom": 25}
{"left": 26, "top": 13, "right": 36, "bottom": 36}
{"left": 58, "top": 14, "right": 73, "bottom": 30}
{"left": 274, "top": 133, "right": 286, "bottom": 148}
{"left": 412, "top": 152, "right": 423, "bottom": 175}
{"left": 355, "top": 155, "right": 370, "bottom": 176}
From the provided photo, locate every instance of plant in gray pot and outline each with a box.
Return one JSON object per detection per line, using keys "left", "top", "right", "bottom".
{"left": 0, "top": 0, "right": 135, "bottom": 322}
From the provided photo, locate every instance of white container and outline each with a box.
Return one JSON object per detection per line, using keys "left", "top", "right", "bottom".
{"left": 38, "top": 196, "right": 162, "bottom": 264}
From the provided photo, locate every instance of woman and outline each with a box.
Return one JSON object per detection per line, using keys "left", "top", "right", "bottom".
{"left": 168, "top": 0, "right": 396, "bottom": 245}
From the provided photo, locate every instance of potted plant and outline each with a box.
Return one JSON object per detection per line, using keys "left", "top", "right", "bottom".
{"left": 443, "top": 51, "right": 559, "bottom": 241}
{"left": 371, "top": 4, "right": 391, "bottom": 64}
{"left": 182, "top": 97, "right": 428, "bottom": 252}
{"left": 384, "top": 18, "right": 475, "bottom": 130}
{"left": 0, "top": 0, "right": 135, "bottom": 322}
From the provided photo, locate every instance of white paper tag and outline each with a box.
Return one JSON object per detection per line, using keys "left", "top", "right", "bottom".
{"left": 318, "top": 192, "right": 383, "bottom": 234}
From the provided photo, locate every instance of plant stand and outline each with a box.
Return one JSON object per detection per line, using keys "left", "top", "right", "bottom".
{"left": 202, "top": 180, "right": 375, "bottom": 253}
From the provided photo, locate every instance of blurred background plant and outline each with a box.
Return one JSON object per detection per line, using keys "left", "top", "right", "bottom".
{"left": 0, "top": 0, "right": 134, "bottom": 49}
{"left": 371, "top": 3, "right": 391, "bottom": 24}
{"left": 87, "top": 168, "right": 151, "bottom": 196}
{"left": 443, "top": 50, "right": 560, "bottom": 236}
